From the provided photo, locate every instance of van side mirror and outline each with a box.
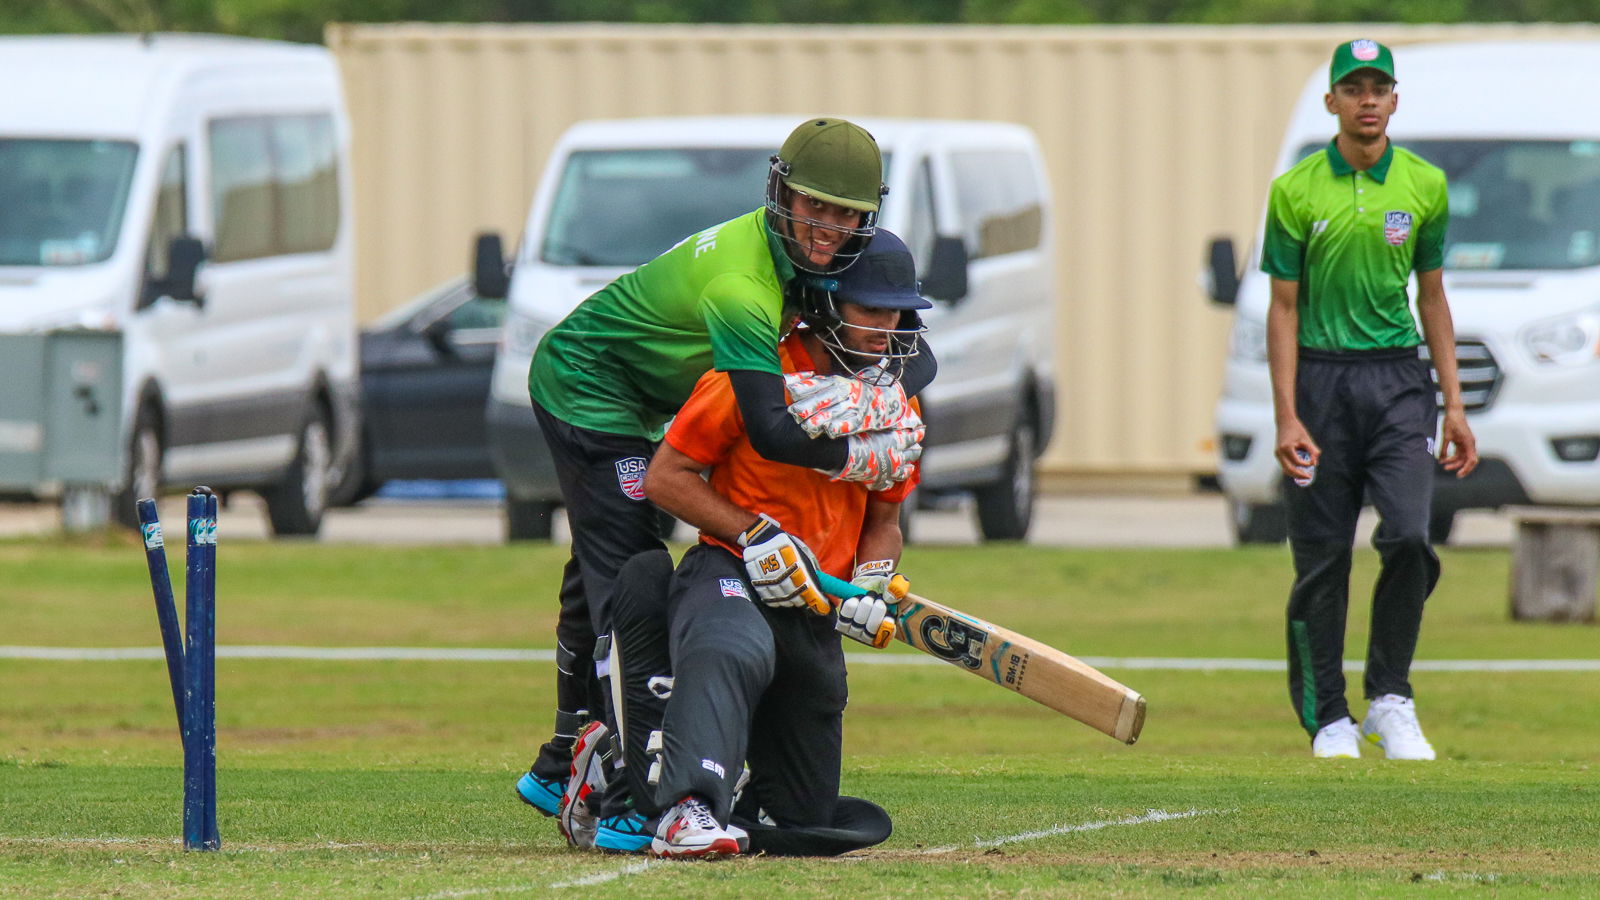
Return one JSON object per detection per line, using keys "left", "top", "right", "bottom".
{"left": 165, "top": 236, "right": 206, "bottom": 304}
{"left": 922, "top": 235, "right": 969, "bottom": 302}
{"left": 421, "top": 316, "right": 456, "bottom": 356}
{"left": 474, "top": 232, "right": 509, "bottom": 300}
{"left": 1206, "top": 237, "right": 1240, "bottom": 306}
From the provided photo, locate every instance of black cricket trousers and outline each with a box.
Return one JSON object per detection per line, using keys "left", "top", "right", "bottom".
{"left": 527, "top": 400, "right": 666, "bottom": 782}
{"left": 1284, "top": 347, "right": 1441, "bottom": 736}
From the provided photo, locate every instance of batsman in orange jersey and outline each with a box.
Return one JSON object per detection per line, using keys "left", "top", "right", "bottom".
{"left": 557, "top": 229, "right": 929, "bottom": 860}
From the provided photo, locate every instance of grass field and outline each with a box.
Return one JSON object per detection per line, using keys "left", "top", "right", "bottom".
{"left": 3, "top": 532, "right": 1598, "bottom": 897}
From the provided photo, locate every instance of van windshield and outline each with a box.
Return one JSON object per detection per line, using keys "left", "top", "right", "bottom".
{"left": 1296, "top": 139, "right": 1600, "bottom": 270}
{"left": 540, "top": 148, "right": 775, "bottom": 266}
{"left": 0, "top": 139, "right": 138, "bottom": 267}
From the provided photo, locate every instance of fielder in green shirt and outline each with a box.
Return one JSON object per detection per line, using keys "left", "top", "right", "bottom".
{"left": 516, "top": 118, "right": 936, "bottom": 853}
{"left": 1259, "top": 40, "right": 1477, "bottom": 763}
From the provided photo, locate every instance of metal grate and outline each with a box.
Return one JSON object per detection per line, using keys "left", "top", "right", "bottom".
{"left": 1419, "top": 339, "right": 1500, "bottom": 412}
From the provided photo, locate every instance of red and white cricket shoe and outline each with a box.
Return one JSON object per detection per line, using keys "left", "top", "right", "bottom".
{"left": 650, "top": 795, "right": 742, "bottom": 859}
{"left": 556, "top": 720, "right": 609, "bottom": 848}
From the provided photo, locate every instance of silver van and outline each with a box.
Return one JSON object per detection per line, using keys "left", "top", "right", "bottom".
{"left": 477, "top": 116, "right": 1056, "bottom": 541}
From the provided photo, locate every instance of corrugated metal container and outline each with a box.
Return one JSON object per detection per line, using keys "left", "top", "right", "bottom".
{"left": 326, "top": 22, "right": 1600, "bottom": 476}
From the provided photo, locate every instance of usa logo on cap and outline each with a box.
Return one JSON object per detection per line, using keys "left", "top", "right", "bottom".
{"left": 1384, "top": 211, "right": 1413, "bottom": 246}
{"left": 1352, "top": 39, "right": 1380, "bottom": 61}
{"left": 615, "top": 456, "right": 648, "bottom": 500}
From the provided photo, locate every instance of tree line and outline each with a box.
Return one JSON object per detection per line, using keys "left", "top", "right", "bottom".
{"left": 11, "top": 0, "right": 1600, "bottom": 46}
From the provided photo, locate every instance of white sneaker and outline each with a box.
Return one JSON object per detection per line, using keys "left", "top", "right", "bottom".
{"left": 1362, "top": 694, "right": 1437, "bottom": 760}
{"left": 1311, "top": 716, "right": 1361, "bottom": 758}
{"left": 557, "top": 720, "right": 610, "bottom": 848}
{"left": 650, "top": 795, "right": 742, "bottom": 859}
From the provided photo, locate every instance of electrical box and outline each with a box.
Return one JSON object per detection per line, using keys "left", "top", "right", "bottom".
{"left": 0, "top": 332, "right": 124, "bottom": 492}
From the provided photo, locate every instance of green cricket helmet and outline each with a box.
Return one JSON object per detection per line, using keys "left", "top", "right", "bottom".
{"left": 765, "top": 117, "right": 887, "bottom": 275}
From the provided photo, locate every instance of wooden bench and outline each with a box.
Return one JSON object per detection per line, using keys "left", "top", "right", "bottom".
{"left": 1506, "top": 506, "right": 1600, "bottom": 623}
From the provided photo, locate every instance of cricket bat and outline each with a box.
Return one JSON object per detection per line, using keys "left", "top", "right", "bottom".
{"left": 819, "top": 572, "right": 1146, "bottom": 744}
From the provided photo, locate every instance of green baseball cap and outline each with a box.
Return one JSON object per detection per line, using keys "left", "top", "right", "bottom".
{"left": 1330, "top": 39, "right": 1395, "bottom": 87}
{"left": 778, "top": 117, "right": 883, "bottom": 213}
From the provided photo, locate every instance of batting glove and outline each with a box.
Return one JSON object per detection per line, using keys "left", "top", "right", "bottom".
{"left": 831, "top": 420, "right": 924, "bottom": 491}
{"left": 784, "top": 372, "right": 914, "bottom": 439}
{"left": 850, "top": 559, "right": 911, "bottom": 602}
{"left": 836, "top": 592, "right": 896, "bottom": 648}
{"left": 738, "top": 514, "right": 830, "bottom": 615}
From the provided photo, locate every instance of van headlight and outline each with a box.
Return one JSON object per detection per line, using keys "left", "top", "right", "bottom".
{"left": 491, "top": 306, "right": 555, "bottom": 404}
{"left": 501, "top": 306, "right": 552, "bottom": 360}
{"left": 1229, "top": 318, "right": 1268, "bottom": 363}
{"left": 1522, "top": 308, "right": 1600, "bottom": 366}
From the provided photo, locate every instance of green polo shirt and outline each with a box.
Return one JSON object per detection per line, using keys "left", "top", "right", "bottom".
{"left": 1261, "top": 140, "right": 1449, "bottom": 351}
{"left": 527, "top": 208, "right": 796, "bottom": 440}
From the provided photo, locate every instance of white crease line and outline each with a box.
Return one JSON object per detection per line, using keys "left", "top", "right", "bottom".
{"left": 921, "top": 808, "right": 1216, "bottom": 855}
{"left": 549, "top": 860, "right": 655, "bottom": 887}
{"left": 410, "top": 861, "right": 655, "bottom": 900}
{"left": 6, "top": 646, "right": 1600, "bottom": 672}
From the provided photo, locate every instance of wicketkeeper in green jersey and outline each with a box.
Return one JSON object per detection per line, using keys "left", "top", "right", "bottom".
{"left": 1262, "top": 40, "right": 1477, "bottom": 762}
{"left": 514, "top": 118, "right": 935, "bottom": 851}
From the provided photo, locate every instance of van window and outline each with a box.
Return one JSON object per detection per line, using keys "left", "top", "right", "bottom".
{"left": 209, "top": 114, "right": 340, "bottom": 262}
{"left": 902, "top": 158, "right": 939, "bottom": 275}
{"left": 1294, "top": 139, "right": 1600, "bottom": 271}
{"left": 949, "top": 150, "right": 1043, "bottom": 259}
{"left": 540, "top": 148, "right": 773, "bottom": 267}
{"left": 140, "top": 147, "right": 188, "bottom": 308}
{"left": 0, "top": 139, "right": 137, "bottom": 267}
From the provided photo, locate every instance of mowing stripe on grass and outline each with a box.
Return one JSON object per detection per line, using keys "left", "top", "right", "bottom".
{"left": 921, "top": 808, "right": 1216, "bottom": 854}
{"left": 5, "top": 646, "right": 1600, "bottom": 672}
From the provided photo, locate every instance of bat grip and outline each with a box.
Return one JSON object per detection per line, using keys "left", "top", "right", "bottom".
{"left": 818, "top": 572, "right": 865, "bottom": 598}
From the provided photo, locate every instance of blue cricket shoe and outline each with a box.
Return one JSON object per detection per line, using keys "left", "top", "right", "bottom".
{"left": 594, "top": 810, "right": 655, "bottom": 853}
{"left": 515, "top": 770, "right": 564, "bottom": 817}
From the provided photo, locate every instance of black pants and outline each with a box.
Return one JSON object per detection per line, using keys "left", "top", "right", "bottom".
{"left": 528, "top": 401, "right": 666, "bottom": 782}
{"left": 611, "top": 545, "right": 886, "bottom": 854}
{"left": 1284, "top": 348, "right": 1441, "bottom": 736}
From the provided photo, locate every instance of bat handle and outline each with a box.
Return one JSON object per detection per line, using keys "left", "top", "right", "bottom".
{"left": 818, "top": 572, "right": 864, "bottom": 598}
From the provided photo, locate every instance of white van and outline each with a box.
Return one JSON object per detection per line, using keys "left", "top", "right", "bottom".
{"left": 477, "top": 116, "right": 1056, "bottom": 541}
{"left": 0, "top": 34, "right": 358, "bottom": 534}
{"left": 1207, "top": 42, "right": 1600, "bottom": 543}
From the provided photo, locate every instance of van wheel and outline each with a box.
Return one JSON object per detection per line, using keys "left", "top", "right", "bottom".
{"left": 506, "top": 498, "right": 556, "bottom": 541}
{"left": 1230, "top": 499, "right": 1288, "bottom": 544}
{"left": 974, "top": 419, "right": 1036, "bottom": 541}
{"left": 113, "top": 405, "right": 163, "bottom": 529}
{"left": 264, "top": 406, "right": 332, "bottom": 536}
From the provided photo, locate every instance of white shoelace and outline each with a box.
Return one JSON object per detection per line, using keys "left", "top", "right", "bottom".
{"left": 682, "top": 799, "right": 720, "bottom": 832}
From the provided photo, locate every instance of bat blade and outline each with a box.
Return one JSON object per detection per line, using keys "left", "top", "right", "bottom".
{"left": 893, "top": 592, "right": 1146, "bottom": 744}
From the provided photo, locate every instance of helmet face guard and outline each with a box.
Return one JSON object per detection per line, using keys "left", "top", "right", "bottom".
{"left": 765, "top": 156, "right": 882, "bottom": 276}
{"left": 796, "top": 280, "right": 927, "bottom": 384}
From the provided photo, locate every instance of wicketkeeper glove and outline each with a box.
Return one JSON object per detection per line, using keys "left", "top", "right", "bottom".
{"left": 738, "top": 514, "right": 831, "bottom": 615}
{"left": 830, "top": 421, "right": 924, "bottom": 491}
{"left": 784, "top": 371, "right": 915, "bottom": 439}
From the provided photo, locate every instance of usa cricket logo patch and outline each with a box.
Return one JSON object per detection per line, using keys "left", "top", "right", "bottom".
{"left": 1351, "top": 39, "right": 1380, "bottom": 61}
{"left": 1384, "top": 211, "right": 1413, "bottom": 246}
{"left": 719, "top": 578, "right": 749, "bottom": 599}
{"left": 614, "top": 456, "right": 648, "bottom": 500}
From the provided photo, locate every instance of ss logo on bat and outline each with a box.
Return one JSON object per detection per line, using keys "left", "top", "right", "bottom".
{"left": 921, "top": 616, "right": 987, "bottom": 670}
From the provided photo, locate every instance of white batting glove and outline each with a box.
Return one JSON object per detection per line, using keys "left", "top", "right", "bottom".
{"left": 784, "top": 372, "right": 914, "bottom": 439}
{"left": 738, "top": 514, "right": 830, "bottom": 615}
{"left": 830, "top": 419, "right": 924, "bottom": 491}
{"left": 850, "top": 559, "right": 911, "bottom": 601}
{"left": 836, "top": 592, "right": 896, "bottom": 648}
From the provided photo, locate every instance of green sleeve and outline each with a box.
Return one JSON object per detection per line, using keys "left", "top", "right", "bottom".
{"left": 699, "top": 272, "right": 783, "bottom": 375}
{"left": 1260, "top": 178, "right": 1306, "bottom": 281}
{"left": 1414, "top": 176, "right": 1449, "bottom": 273}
